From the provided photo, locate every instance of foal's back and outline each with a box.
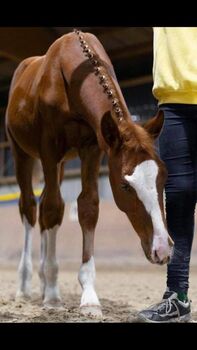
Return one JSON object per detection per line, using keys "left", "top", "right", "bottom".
{"left": 6, "top": 32, "right": 109, "bottom": 159}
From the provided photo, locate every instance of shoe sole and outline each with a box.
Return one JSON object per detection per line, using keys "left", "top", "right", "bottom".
{"left": 137, "top": 313, "right": 191, "bottom": 323}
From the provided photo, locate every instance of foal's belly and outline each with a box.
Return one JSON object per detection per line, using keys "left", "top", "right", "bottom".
{"left": 63, "top": 148, "right": 79, "bottom": 161}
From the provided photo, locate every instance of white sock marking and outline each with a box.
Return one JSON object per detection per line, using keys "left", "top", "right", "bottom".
{"left": 43, "top": 225, "right": 61, "bottom": 304}
{"left": 16, "top": 216, "right": 33, "bottom": 298}
{"left": 39, "top": 230, "right": 47, "bottom": 298}
{"left": 78, "top": 256, "right": 100, "bottom": 307}
{"left": 125, "top": 160, "right": 170, "bottom": 261}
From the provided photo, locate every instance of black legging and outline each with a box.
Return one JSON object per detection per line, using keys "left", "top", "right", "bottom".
{"left": 159, "top": 104, "right": 197, "bottom": 294}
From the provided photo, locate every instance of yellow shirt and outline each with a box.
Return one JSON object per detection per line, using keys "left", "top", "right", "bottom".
{"left": 153, "top": 27, "right": 197, "bottom": 105}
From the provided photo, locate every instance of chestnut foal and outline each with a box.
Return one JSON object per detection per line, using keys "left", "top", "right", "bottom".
{"left": 6, "top": 29, "right": 173, "bottom": 317}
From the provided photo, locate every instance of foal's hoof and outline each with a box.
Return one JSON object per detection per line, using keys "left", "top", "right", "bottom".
{"left": 80, "top": 305, "right": 103, "bottom": 319}
{"left": 15, "top": 290, "right": 31, "bottom": 301}
{"left": 43, "top": 299, "right": 64, "bottom": 310}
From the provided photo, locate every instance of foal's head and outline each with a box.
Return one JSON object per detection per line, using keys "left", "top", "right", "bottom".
{"left": 73, "top": 29, "right": 173, "bottom": 264}
{"left": 101, "top": 110, "right": 174, "bottom": 265}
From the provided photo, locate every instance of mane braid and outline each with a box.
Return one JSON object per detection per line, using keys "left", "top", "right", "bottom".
{"left": 73, "top": 28, "right": 124, "bottom": 123}
{"left": 73, "top": 29, "right": 155, "bottom": 157}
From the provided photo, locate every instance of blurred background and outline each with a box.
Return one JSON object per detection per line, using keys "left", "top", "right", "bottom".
{"left": 0, "top": 27, "right": 197, "bottom": 269}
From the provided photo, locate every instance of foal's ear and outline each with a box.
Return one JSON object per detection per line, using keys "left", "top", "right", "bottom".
{"left": 101, "top": 111, "right": 122, "bottom": 149}
{"left": 143, "top": 110, "right": 164, "bottom": 139}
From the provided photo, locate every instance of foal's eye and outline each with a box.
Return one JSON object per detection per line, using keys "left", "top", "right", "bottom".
{"left": 120, "top": 182, "right": 131, "bottom": 192}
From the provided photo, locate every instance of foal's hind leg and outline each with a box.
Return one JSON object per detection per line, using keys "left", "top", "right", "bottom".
{"left": 78, "top": 145, "right": 103, "bottom": 318}
{"left": 10, "top": 142, "right": 36, "bottom": 300}
{"left": 39, "top": 158, "right": 64, "bottom": 308}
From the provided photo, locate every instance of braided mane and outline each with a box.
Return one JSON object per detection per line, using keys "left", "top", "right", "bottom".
{"left": 73, "top": 29, "right": 124, "bottom": 121}
{"left": 74, "top": 29, "right": 155, "bottom": 157}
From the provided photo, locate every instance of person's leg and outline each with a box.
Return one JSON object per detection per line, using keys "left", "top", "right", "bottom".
{"left": 160, "top": 104, "right": 197, "bottom": 297}
{"left": 138, "top": 104, "right": 197, "bottom": 322}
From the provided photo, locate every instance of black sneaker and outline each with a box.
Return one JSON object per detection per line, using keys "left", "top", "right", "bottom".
{"left": 137, "top": 291, "right": 191, "bottom": 323}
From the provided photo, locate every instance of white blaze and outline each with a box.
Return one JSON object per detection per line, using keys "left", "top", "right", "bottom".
{"left": 125, "top": 160, "right": 170, "bottom": 261}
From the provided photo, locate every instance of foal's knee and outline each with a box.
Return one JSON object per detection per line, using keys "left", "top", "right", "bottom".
{"left": 77, "top": 190, "right": 99, "bottom": 229}
{"left": 19, "top": 195, "right": 37, "bottom": 227}
{"left": 39, "top": 194, "right": 65, "bottom": 231}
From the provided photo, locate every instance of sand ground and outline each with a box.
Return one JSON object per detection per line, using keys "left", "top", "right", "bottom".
{"left": 0, "top": 265, "right": 197, "bottom": 322}
{"left": 0, "top": 201, "right": 197, "bottom": 322}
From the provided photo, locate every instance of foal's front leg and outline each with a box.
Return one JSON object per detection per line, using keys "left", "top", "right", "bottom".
{"left": 11, "top": 148, "right": 36, "bottom": 300}
{"left": 42, "top": 226, "right": 62, "bottom": 308}
{"left": 16, "top": 216, "right": 34, "bottom": 299}
{"left": 39, "top": 157, "right": 65, "bottom": 308}
{"left": 78, "top": 146, "right": 103, "bottom": 318}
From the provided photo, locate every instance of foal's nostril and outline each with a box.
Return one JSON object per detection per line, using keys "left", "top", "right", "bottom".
{"left": 159, "top": 255, "right": 171, "bottom": 265}
{"left": 151, "top": 250, "right": 170, "bottom": 264}
{"left": 166, "top": 256, "right": 171, "bottom": 264}
{"left": 153, "top": 251, "right": 170, "bottom": 265}
{"left": 156, "top": 251, "right": 160, "bottom": 260}
{"left": 153, "top": 250, "right": 160, "bottom": 263}
{"left": 168, "top": 236, "right": 174, "bottom": 248}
